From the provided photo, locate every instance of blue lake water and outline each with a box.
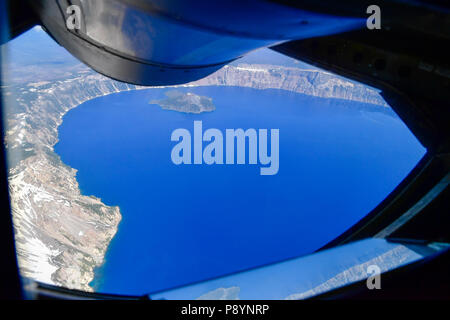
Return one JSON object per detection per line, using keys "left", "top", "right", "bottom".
{"left": 54, "top": 86, "right": 425, "bottom": 295}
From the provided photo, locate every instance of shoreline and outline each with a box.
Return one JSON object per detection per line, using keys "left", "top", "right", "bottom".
{"left": 7, "top": 64, "right": 388, "bottom": 291}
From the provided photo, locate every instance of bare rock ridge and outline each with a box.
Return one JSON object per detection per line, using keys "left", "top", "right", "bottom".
{"left": 6, "top": 72, "right": 136, "bottom": 291}
{"left": 195, "top": 65, "right": 387, "bottom": 107}
{"left": 5, "top": 64, "right": 388, "bottom": 291}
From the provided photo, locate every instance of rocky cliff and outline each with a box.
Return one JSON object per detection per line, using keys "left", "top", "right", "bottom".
{"left": 6, "top": 72, "right": 136, "bottom": 291}
{"left": 194, "top": 64, "right": 387, "bottom": 107}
